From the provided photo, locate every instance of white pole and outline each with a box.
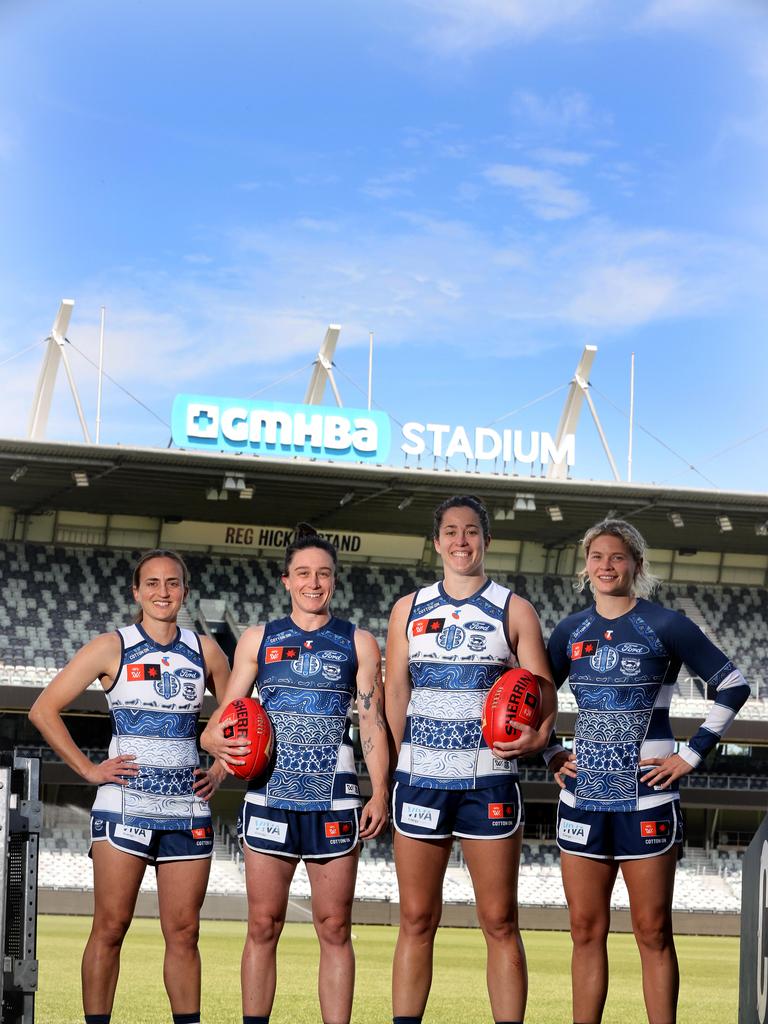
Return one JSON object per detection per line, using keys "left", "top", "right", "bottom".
{"left": 628, "top": 351, "right": 635, "bottom": 482}
{"left": 96, "top": 306, "right": 105, "bottom": 444}
{"left": 367, "top": 330, "right": 374, "bottom": 411}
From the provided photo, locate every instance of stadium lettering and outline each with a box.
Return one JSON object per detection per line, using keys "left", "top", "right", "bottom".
{"left": 401, "top": 422, "right": 575, "bottom": 467}
{"left": 225, "top": 527, "right": 255, "bottom": 545}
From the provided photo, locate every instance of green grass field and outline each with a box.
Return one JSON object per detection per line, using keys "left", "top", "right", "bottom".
{"left": 36, "top": 915, "right": 738, "bottom": 1023}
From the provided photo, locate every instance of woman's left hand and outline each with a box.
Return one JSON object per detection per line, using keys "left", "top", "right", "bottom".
{"left": 359, "top": 791, "right": 389, "bottom": 839}
{"left": 639, "top": 753, "right": 693, "bottom": 790}
{"left": 192, "top": 760, "right": 227, "bottom": 801}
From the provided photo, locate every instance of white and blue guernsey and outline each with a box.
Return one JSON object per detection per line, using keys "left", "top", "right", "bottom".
{"left": 92, "top": 623, "right": 210, "bottom": 831}
{"left": 246, "top": 616, "right": 361, "bottom": 812}
{"left": 547, "top": 599, "right": 750, "bottom": 812}
{"left": 395, "top": 579, "right": 518, "bottom": 790}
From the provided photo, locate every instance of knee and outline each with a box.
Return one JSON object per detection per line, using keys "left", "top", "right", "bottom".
{"left": 246, "top": 911, "right": 284, "bottom": 948}
{"left": 90, "top": 913, "right": 132, "bottom": 950}
{"left": 163, "top": 916, "right": 200, "bottom": 952}
{"left": 399, "top": 903, "right": 441, "bottom": 942}
{"left": 633, "top": 915, "right": 674, "bottom": 954}
{"left": 477, "top": 906, "right": 520, "bottom": 945}
{"left": 314, "top": 911, "right": 352, "bottom": 949}
{"left": 569, "top": 913, "right": 610, "bottom": 948}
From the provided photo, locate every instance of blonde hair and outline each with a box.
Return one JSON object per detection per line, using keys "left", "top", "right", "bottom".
{"left": 576, "top": 519, "right": 660, "bottom": 599}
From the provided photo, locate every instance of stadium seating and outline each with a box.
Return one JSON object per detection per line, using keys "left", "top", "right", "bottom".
{"left": 1, "top": 541, "right": 765, "bottom": 706}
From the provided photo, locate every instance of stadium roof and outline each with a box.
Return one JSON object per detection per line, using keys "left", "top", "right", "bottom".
{"left": 1, "top": 437, "right": 768, "bottom": 553}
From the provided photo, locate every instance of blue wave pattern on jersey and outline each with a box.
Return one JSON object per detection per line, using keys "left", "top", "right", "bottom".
{"left": 547, "top": 599, "right": 742, "bottom": 811}
{"left": 410, "top": 661, "right": 501, "bottom": 691}
{"left": 127, "top": 764, "right": 196, "bottom": 796}
{"left": 251, "top": 616, "right": 360, "bottom": 811}
{"left": 410, "top": 716, "right": 481, "bottom": 751}
{"left": 111, "top": 709, "right": 198, "bottom": 738}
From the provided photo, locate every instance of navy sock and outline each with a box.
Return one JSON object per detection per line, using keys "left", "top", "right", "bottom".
{"left": 172, "top": 1015, "right": 200, "bottom": 1024}
{"left": 243, "top": 1017, "right": 270, "bottom": 1024}
{"left": 393, "top": 1018, "right": 422, "bottom": 1023}
{"left": 85, "top": 1017, "right": 111, "bottom": 1024}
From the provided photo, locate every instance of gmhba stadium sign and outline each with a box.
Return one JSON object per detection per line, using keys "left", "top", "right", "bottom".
{"left": 171, "top": 395, "right": 575, "bottom": 470}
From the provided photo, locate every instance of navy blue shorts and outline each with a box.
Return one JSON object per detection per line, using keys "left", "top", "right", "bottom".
{"left": 556, "top": 800, "right": 683, "bottom": 860}
{"left": 239, "top": 801, "right": 360, "bottom": 859}
{"left": 90, "top": 815, "right": 214, "bottom": 862}
{"left": 393, "top": 780, "right": 523, "bottom": 840}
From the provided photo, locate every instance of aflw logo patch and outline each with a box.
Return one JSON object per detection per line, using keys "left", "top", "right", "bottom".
{"left": 126, "top": 663, "right": 161, "bottom": 681}
{"left": 411, "top": 617, "right": 445, "bottom": 637}
{"left": 640, "top": 820, "right": 670, "bottom": 837}
{"left": 487, "top": 803, "right": 514, "bottom": 819}
{"left": 324, "top": 821, "right": 353, "bottom": 838}
{"left": 265, "top": 646, "right": 299, "bottom": 663}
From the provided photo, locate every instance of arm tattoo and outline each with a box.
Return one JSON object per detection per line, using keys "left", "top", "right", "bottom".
{"left": 362, "top": 736, "right": 374, "bottom": 757}
{"left": 358, "top": 683, "right": 374, "bottom": 710}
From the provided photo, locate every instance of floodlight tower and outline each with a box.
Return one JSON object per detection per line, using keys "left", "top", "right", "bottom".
{"left": 547, "top": 344, "right": 620, "bottom": 481}
{"left": 304, "top": 325, "right": 343, "bottom": 407}
{"left": 28, "top": 299, "right": 92, "bottom": 442}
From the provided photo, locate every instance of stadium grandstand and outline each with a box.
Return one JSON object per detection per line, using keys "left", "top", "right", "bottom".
{"left": 0, "top": 326, "right": 764, "bottom": 937}
{"left": 1, "top": 425, "right": 767, "bottom": 935}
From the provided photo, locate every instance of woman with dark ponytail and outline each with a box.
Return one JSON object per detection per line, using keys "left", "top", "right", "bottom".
{"left": 202, "top": 524, "right": 388, "bottom": 1024}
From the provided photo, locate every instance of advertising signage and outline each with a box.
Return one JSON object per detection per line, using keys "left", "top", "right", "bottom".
{"left": 171, "top": 394, "right": 575, "bottom": 470}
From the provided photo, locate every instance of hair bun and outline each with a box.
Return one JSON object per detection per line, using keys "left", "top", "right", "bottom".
{"left": 294, "top": 522, "right": 318, "bottom": 540}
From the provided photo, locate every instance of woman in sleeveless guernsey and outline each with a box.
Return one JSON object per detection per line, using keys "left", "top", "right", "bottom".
{"left": 385, "top": 495, "right": 557, "bottom": 1024}
{"left": 546, "top": 519, "right": 750, "bottom": 1024}
{"left": 201, "top": 526, "right": 389, "bottom": 1024}
{"left": 29, "top": 549, "right": 230, "bottom": 1024}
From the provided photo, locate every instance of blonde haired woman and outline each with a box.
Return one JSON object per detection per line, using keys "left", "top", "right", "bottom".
{"left": 546, "top": 519, "right": 749, "bottom": 1024}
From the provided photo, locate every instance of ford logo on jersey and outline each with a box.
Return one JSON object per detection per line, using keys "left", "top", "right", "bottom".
{"left": 616, "top": 642, "right": 650, "bottom": 655}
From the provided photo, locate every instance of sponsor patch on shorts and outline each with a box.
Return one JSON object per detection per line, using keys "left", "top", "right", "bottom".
{"left": 114, "top": 824, "right": 151, "bottom": 846}
{"left": 558, "top": 818, "right": 591, "bottom": 846}
{"left": 324, "top": 820, "right": 353, "bottom": 838}
{"left": 247, "top": 816, "right": 288, "bottom": 844}
{"left": 402, "top": 802, "right": 440, "bottom": 829}
{"left": 192, "top": 826, "right": 213, "bottom": 840}
{"left": 345, "top": 783, "right": 359, "bottom": 795}
{"left": 640, "top": 820, "right": 670, "bottom": 838}
{"left": 487, "top": 802, "right": 514, "bottom": 819}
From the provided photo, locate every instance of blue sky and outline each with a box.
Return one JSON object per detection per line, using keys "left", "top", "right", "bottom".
{"left": 1, "top": 0, "right": 767, "bottom": 491}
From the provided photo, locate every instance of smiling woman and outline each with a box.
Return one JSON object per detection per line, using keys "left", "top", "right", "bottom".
{"left": 200, "top": 523, "right": 389, "bottom": 1024}
{"left": 28, "top": 548, "right": 231, "bottom": 1024}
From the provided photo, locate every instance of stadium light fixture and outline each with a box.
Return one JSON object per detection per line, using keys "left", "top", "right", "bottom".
{"left": 223, "top": 474, "right": 246, "bottom": 491}
{"left": 72, "top": 471, "right": 89, "bottom": 487}
{"left": 668, "top": 512, "right": 684, "bottom": 528}
{"left": 755, "top": 522, "right": 768, "bottom": 537}
{"left": 339, "top": 491, "right": 355, "bottom": 507}
{"left": 240, "top": 487, "right": 254, "bottom": 500}
{"left": 397, "top": 496, "right": 413, "bottom": 511}
{"left": 206, "top": 487, "right": 220, "bottom": 501}
{"left": 715, "top": 515, "right": 733, "bottom": 533}
{"left": 546, "top": 505, "right": 563, "bottom": 522}
{"left": 513, "top": 493, "right": 536, "bottom": 513}
{"left": 9, "top": 466, "right": 27, "bottom": 482}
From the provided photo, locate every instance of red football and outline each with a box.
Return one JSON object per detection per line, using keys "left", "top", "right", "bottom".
{"left": 482, "top": 669, "right": 542, "bottom": 747}
{"left": 220, "top": 697, "right": 274, "bottom": 781}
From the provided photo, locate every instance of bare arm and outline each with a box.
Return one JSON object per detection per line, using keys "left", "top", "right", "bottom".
{"left": 355, "top": 628, "right": 389, "bottom": 839}
{"left": 194, "top": 634, "right": 233, "bottom": 799}
{"left": 199, "top": 625, "right": 264, "bottom": 771}
{"left": 384, "top": 595, "right": 413, "bottom": 756}
{"left": 28, "top": 634, "right": 139, "bottom": 786}
{"left": 493, "top": 597, "right": 558, "bottom": 759}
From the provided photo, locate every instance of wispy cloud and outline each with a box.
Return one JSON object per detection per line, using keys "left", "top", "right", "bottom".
{"left": 531, "top": 147, "right": 592, "bottom": 166}
{"left": 360, "top": 169, "right": 418, "bottom": 200}
{"left": 484, "top": 163, "right": 589, "bottom": 220}
{"left": 511, "top": 89, "right": 610, "bottom": 133}
{"left": 405, "top": 0, "right": 600, "bottom": 55}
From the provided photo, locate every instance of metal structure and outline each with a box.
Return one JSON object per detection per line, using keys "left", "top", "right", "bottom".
{"left": 0, "top": 753, "right": 40, "bottom": 1023}
{"left": 304, "top": 325, "right": 342, "bottom": 407}
{"left": 28, "top": 300, "right": 91, "bottom": 444}
{"left": 547, "top": 344, "right": 620, "bottom": 482}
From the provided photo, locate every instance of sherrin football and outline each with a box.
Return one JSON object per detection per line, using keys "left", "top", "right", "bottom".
{"left": 481, "top": 668, "right": 542, "bottom": 747}
{"left": 220, "top": 696, "right": 274, "bottom": 781}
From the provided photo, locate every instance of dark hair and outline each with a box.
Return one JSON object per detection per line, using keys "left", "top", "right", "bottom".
{"left": 282, "top": 523, "right": 338, "bottom": 575}
{"left": 132, "top": 549, "right": 190, "bottom": 591}
{"left": 432, "top": 495, "right": 490, "bottom": 542}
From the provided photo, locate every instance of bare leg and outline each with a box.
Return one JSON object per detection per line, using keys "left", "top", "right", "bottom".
{"left": 241, "top": 849, "right": 297, "bottom": 1018}
{"left": 621, "top": 849, "right": 679, "bottom": 1024}
{"left": 561, "top": 852, "right": 618, "bottom": 1024}
{"left": 391, "top": 832, "right": 453, "bottom": 1019}
{"left": 82, "top": 842, "right": 146, "bottom": 1015}
{"left": 306, "top": 849, "right": 359, "bottom": 1024}
{"left": 156, "top": 856, "right": 211, "bottom": 1014}
{"left": 462, "top": 832, "right": 527, "bottom": 1023}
